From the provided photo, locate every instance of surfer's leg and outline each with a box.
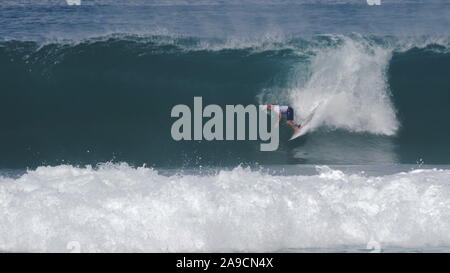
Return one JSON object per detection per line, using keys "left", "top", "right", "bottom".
{"left": 287, "top": 120, "right": 300, "bottom": 131}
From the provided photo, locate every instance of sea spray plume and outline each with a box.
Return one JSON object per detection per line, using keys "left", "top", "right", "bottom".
{"left": 288, "top": 36, "right": 398, "bottom": 135}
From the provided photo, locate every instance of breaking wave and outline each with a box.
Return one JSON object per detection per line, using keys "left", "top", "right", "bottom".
{"left": 1, "top": 34, "right": 450, "bottom": 167}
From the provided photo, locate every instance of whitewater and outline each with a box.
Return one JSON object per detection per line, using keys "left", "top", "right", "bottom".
{"left": 0, "top": 163, "right": 449, "bottom": 252}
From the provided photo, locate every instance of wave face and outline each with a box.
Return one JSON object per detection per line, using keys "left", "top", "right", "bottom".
{"left": 1, "top": 164, "right": 450, "bottom": 252}
{"left": 1, "top": 35, "right": 450, "bottom": 167}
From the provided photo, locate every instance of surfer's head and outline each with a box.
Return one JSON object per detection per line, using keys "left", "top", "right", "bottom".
{"left": 267, "top": 104, "right": 273, "bottom": 110}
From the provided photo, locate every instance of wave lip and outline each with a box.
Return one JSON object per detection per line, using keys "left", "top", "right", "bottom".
{"left": 1, "top": 163, "right": 450, "bottom": 252}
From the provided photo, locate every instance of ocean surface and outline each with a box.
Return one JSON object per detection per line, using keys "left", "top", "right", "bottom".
{"left": 1, "top": 0, "right": 450, "bottom": 252}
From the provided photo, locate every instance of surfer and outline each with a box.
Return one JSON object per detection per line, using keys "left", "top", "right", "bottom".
{"left": 267, "top": 104, "right": 301, "bottom": 133}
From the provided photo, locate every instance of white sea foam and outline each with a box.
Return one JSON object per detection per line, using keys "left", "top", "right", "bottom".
{"left": 367, "top": 0, "right": 381, "bottom": 6}
{"left": 1, "top": 163, "right": 450, "bottom": 252}
{"left": 66, "top": 0, "right": 81, "bottom": 6}
{"left": 288, "top": 36, "right": 399, "bottom": 135}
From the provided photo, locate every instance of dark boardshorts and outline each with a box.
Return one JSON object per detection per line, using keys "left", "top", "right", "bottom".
{"left": 286, "top": 107, "right": 294, "bottom": 121}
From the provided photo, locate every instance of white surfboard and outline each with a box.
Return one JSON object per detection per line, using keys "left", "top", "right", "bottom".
{"left": 289, "top": 105, "right": 319, "bottom": 141}
{"left": 289, "top": 127, "right": 303, "bottom": 140}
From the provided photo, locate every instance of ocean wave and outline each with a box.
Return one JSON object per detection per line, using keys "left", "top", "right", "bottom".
{"left": 1, "top": 34, "right": 450, "bottom": 167}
